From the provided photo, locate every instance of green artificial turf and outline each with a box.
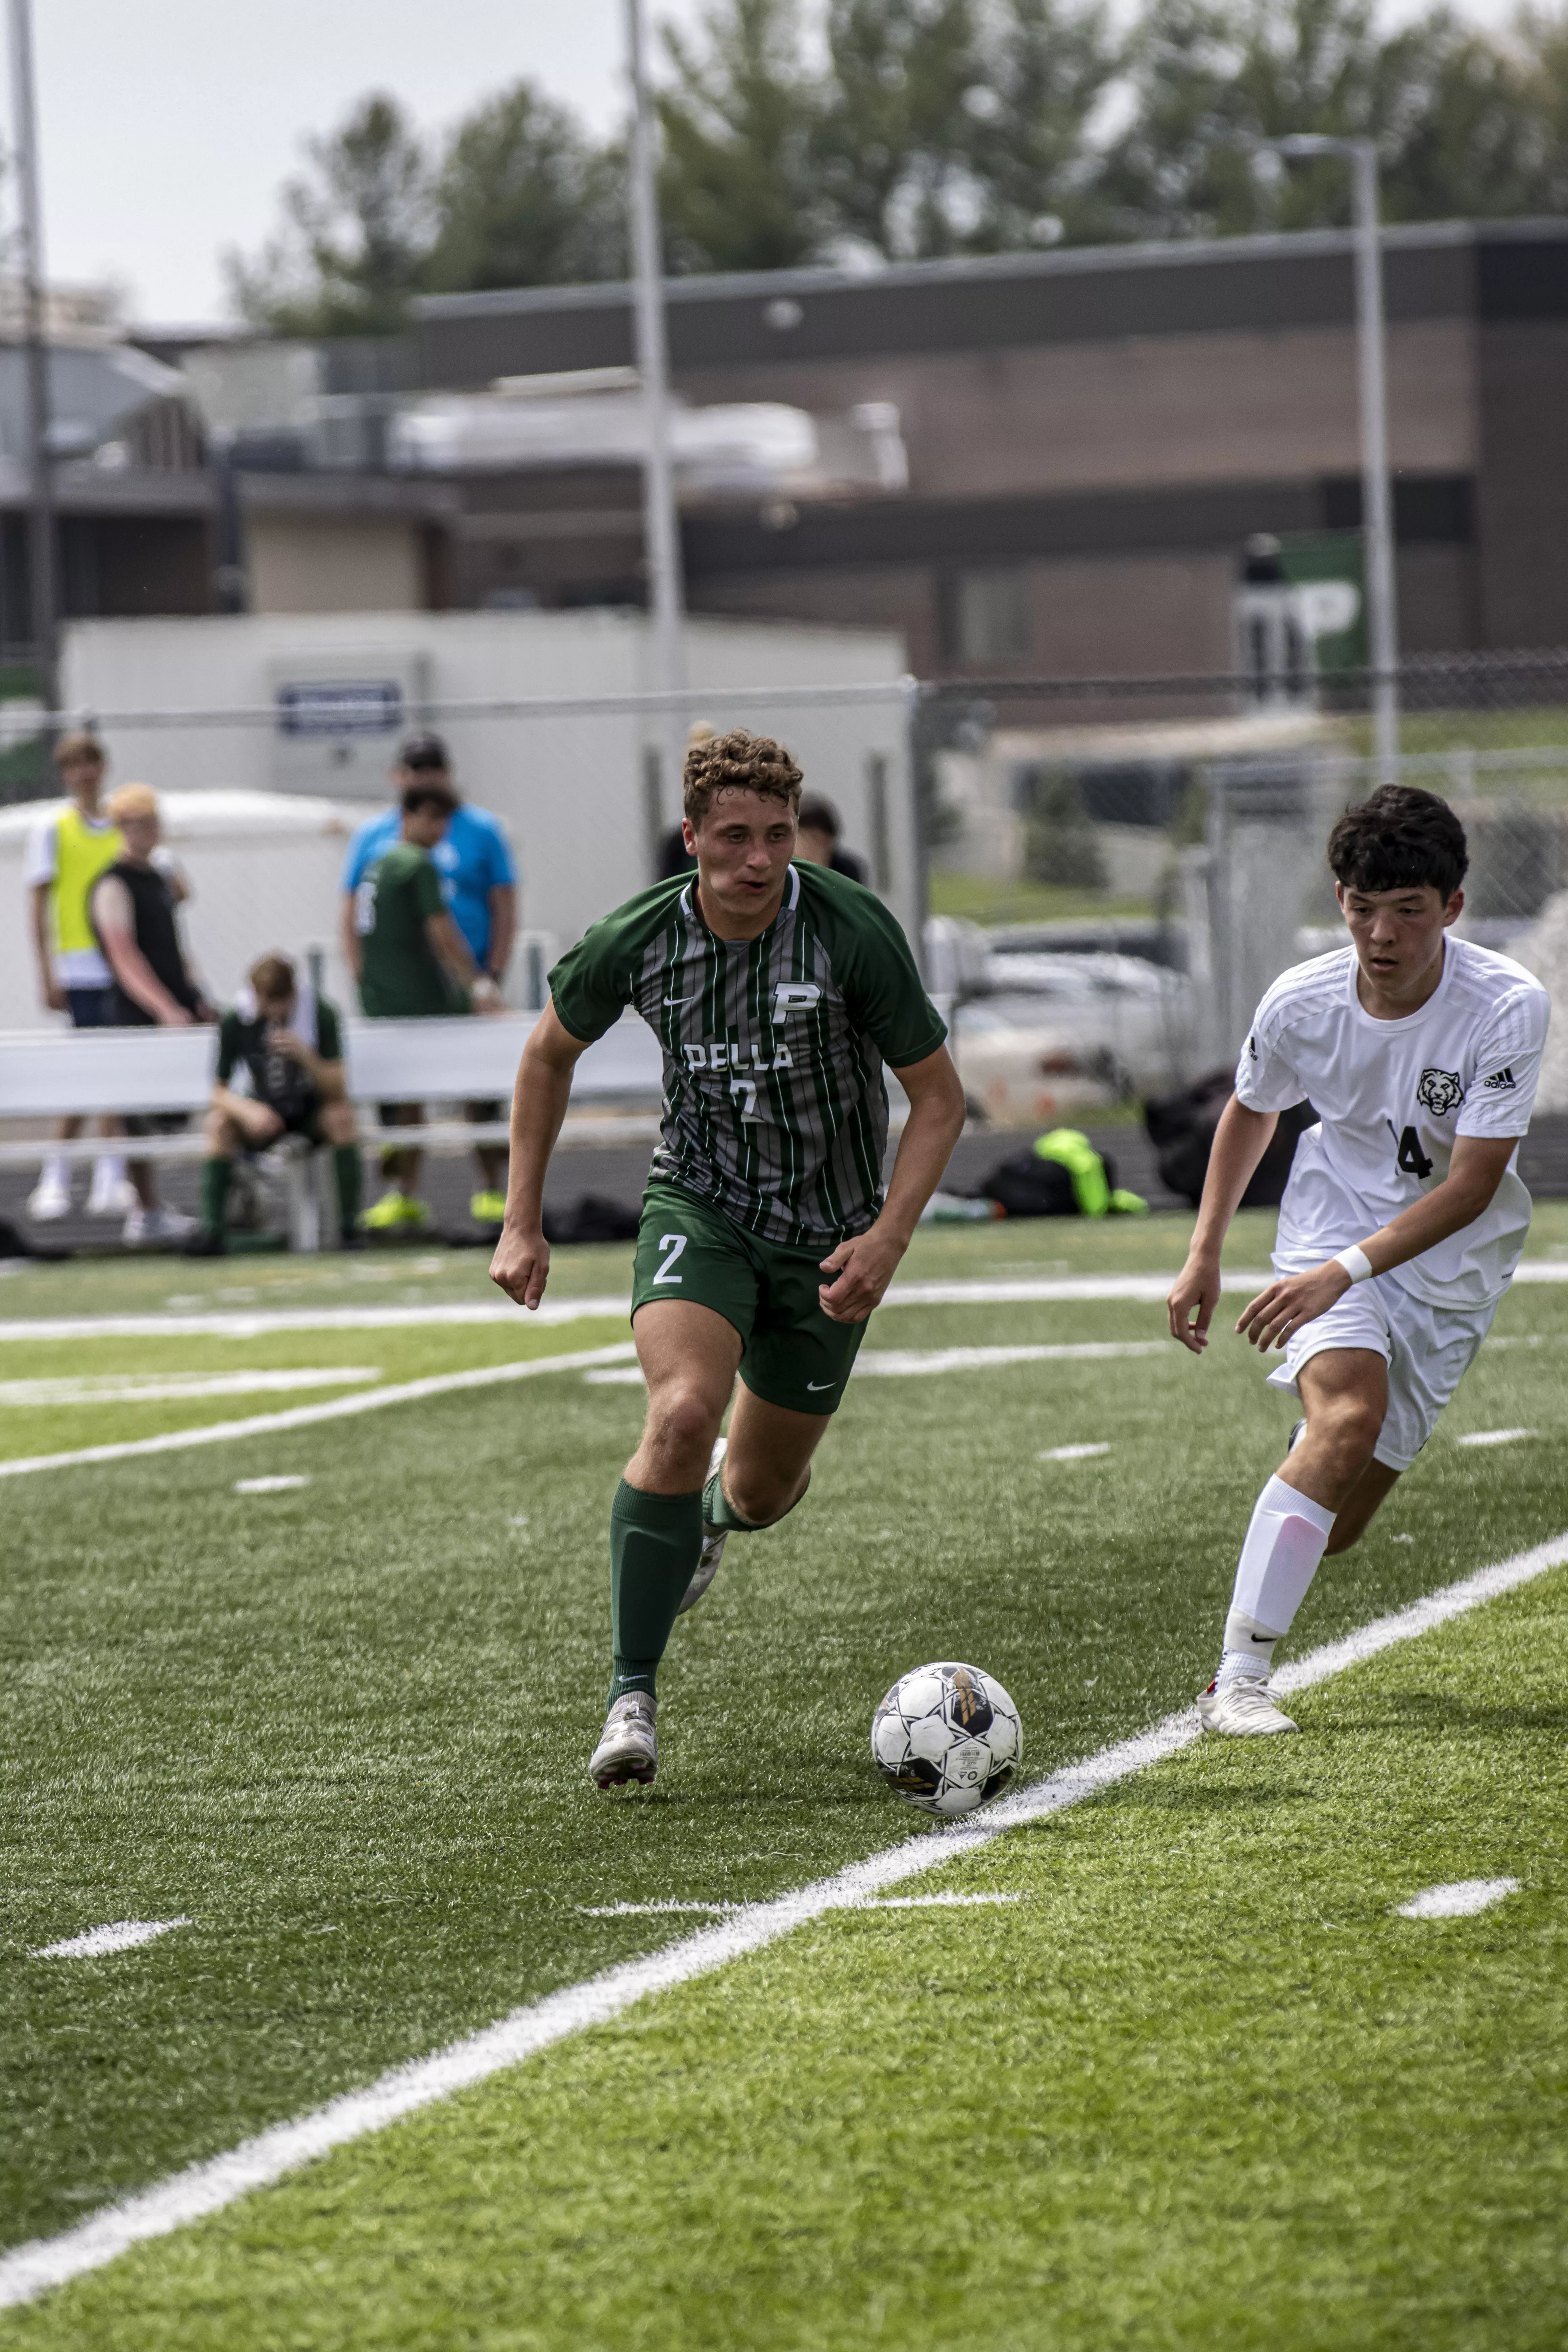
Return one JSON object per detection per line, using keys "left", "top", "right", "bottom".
{"left": 8, "top": 1542, "right": 1567, "bottom": 2349}
{"left": 2, "top": 1209, "right": 1567, "bottom": 2331}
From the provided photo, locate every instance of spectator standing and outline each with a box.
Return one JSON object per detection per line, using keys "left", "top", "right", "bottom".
{"left": 340, "top": 733, "right": 515, "bottom": 1224}
{"left": 795, "top": 794, "right": 871, "bottom": 885}
{"left": 22, "top": 732, "right": 134, "bottom": 1221}
{"left": 89, "top": 784, "right": 213, "bottom": 1246}
{"left": 188, "top": 953, "right": 361, "bottom": 1256}
{"left": 350, "top": 773, "right": 499, "bottom": 1234}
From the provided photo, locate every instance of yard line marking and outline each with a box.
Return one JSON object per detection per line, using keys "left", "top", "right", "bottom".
{"left": 31, "top": 1919, "right": 192, "bottom": 1960}
{"left": 579, "top": 1903, "right": 743, "bottom": 1917}
{"left": 1038, "top": 1442, "right": 1112, "bottom": 1461}
{"left": 0, "top": 1258, "right": 1562, "bottom": 1347}
{"left": 0, "top": 1369, "right": 380, "bottom": 1407}
{"left": 1395, "top": 1877, "right": 1521, "bottom": 1920}
{"left": 582, "top": 1368, "right": 648, "bottom": 1386}
{"left": 1455, "top": 1427, "right": 1537, "bottom": 1448}
{"left": 578, "top": 1892, "right": 1021, "bottom": 1918}
{"left": 587, "top": 1345, "right": 1174, "bottom": 1389}
{"left": 234, "top": 1476, "right": 311, "bottom": 1495}
{"left": 856, "top": 1344, "right": 1170, "bottom": 1376}
{"left": 0, "top": 1300, "right": 631, "bottom": 1343}
{"left": 0, "top": 1344, "right": 639, "bottom": 1482}
{"left": 3, "top": 1525, "right": 1564, "bottom": 2312}
{"left": 860, "top": 1893, "right": 1021, "bottom": 1909}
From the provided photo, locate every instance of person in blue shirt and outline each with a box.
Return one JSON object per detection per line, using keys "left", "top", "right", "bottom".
{"left": 341, "top": 734, "right": 518, "bottom": 1229}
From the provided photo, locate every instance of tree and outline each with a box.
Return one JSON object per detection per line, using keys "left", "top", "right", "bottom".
{"left": 961, "top": 0, "right": 1123, "bottom": 249}
{"left": 226, "top": 94, "right": 432, "bottom": 335}
{"left": 813, "top": 0, "right": 986, "bottom": 259}
{"left": 426, "top": 83, "right": 626, "bottom": 294}
{"left": 658, "top": 0, "right": 827, "bottom": 272}
{"left": 1088, "top": 0, "right": 1568, "bottom": 241}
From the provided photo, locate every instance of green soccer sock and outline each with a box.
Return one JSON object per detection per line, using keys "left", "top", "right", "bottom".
{"left": 197, "top": 1156, "right": 232, "bottom": 1237}
{"left": 609, "top": 1480, "right": 704, "bottom": 1706}
{"left": 703, "top": 1465, "right": 809, "bottom": 1533}
{"left": 333, "top": 1144, "right": 362, "bottom": 1233}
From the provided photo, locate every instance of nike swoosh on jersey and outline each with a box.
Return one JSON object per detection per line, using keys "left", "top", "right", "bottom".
{"left": 806, "top": 1380, "right": 835, "bottom": 1391}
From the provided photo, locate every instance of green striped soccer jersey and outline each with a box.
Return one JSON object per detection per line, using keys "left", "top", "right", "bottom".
{"left": 549, "top": 861, "right": 947, "bottom": 1249}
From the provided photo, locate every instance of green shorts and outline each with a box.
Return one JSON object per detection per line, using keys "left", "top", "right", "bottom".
{"left": 631, "top": 1182, "right": 868, "bottom": 1416}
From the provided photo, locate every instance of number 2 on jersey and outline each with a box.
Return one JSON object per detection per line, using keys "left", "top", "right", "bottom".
{"left": 1390, "top": 1122, "right": 1435, "bottom": 1180}
{"left": 652, "top": 1232, "right": 687, "bottom": 1284}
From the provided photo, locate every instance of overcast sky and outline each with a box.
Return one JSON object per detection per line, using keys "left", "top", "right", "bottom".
{"left": 6, "top": 0, "right": 1518, "bottom": 326}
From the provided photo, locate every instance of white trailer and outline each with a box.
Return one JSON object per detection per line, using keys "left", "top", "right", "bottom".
{"left": 58, "top": 610, "right": 917, "bottom": 956}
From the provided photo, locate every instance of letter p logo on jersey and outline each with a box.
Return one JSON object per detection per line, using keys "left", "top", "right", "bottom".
{"left": 773, "top": 983, "right": 822, "bottom": 1017}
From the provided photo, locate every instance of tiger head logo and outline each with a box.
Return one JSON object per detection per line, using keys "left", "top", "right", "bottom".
{"left": 1416, "top": 1067, "right": 1464, "bottom": 1117}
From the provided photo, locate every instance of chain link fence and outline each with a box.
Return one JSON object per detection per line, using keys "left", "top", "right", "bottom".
{"left": 919, "top": 656, "right": 1568, "bottom": 1128}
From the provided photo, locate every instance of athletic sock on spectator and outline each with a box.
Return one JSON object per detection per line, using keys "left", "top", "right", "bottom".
{"left": 333, "top": 1145, "right": 362, "bottom": 1233}
{"left": 609, "top": 1480, "right": 703, "bottom": 1705}
{"left": 197, "top": 1157, "right": 232, "bottom": 1237}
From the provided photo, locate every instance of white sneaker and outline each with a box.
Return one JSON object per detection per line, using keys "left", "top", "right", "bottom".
{"left": 1197, "top": 1675, "right": 1299, "bottom": 1737}
{"left": 589, "top": 1692, "right": 658, "bottom": 1788}
{"left": 86, "top": 1162, "right": 136, "bottom": 1217}
{"left": 123, "top": 1203, "right": 197, "bottom": 1247}
{"left": 26, "top": 1170, "right": 71, "bottom": 1221}
{"left": 678, "top": 1435, "right": 729, "bottom": 1616}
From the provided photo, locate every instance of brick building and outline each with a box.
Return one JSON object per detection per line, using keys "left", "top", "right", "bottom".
{"left": 411, "top": 218, "right": 1568, "bottom": 677}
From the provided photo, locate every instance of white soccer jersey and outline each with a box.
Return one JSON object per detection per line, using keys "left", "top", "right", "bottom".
{"left": 1235, "top": 937, "right": 1551, "bottom": 1310}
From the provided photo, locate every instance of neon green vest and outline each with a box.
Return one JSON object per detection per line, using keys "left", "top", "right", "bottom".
{"left": 1032, "top": 1127, "right": 1148, "bottom": 1217}
{"left": 51, "top": 806, "right": 123, "bottom": 955}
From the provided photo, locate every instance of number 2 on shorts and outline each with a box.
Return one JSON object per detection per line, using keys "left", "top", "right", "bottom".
{"left": 652, "top": 1231, "right": 688, "bottom": 1284}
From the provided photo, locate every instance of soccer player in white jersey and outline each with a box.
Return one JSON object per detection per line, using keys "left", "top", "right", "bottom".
{"left": 1167, "top": 785, "right": 1550, "bottom": 1736}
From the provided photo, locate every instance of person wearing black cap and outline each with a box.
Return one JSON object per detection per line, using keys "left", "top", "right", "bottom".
{"left": 340, "top": 734, "right": 518, "bottom": 1227}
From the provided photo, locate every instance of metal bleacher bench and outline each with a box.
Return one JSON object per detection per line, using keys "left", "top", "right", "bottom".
{"left": 0, "top": 1014, "right": 664, "bottom": 1250}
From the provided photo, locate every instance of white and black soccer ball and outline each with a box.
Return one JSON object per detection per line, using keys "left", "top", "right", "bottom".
{"left": 870, "top": 1661, "right": 1022, "bottom": 1817}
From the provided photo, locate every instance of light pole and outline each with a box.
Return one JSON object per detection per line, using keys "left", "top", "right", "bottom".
{"left": 7, "top": 0, "right": 58, "bottom": 716}
{"left": 623, "top": 0, "right": 688, "bottom": 817}
{"left": 1261, "top": 135, "right": 1398, "bottom": 781}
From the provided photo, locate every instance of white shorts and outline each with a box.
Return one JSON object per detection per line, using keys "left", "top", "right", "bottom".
{"left": 1263, "top": 1275, "right": 1497, "bottom": 1474}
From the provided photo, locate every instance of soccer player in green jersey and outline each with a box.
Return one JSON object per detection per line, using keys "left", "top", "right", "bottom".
{"left": 489, "top": 728, "right": 967, "bottom": 1788}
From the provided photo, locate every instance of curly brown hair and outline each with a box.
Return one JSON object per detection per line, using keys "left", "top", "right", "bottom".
{"left": 682, "top": 728, "right": 803, "bottom": 826}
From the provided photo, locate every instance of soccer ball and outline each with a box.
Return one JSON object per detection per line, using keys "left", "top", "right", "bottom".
{"left": 870, "top": 1661, "right": 1022, "bottom": 1817}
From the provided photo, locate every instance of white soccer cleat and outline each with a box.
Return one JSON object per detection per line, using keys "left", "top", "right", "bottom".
{"left": 26, "top": 1171, "right": 71, "bottom": 1221}
{"left": 678, "top": 1434, "right": 729, "bottom": 1616}
{"left": 123, "top": 1203, "right": 197, "bottom": 1247}
{"left": 1197, "top": 1675, "right": 1299, "bottom": 1737}
{"left": 589, "top": 1692, "right": 658, "bottom": 1788}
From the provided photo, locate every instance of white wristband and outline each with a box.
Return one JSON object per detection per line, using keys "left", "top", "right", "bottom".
{"left": 1333, "top": 1245, "right": 1374, "bottom": 1285}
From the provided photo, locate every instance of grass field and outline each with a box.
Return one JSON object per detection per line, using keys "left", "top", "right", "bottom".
{"left": 3, "top": 1206, "right": 1567, "bottom": 2344}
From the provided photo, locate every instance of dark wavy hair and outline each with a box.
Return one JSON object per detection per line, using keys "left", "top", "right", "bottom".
{"left": 683, "top": 728, "right": 803, "bottom": 826}
{"left": 1327, "top": 784, "right": 1468, "bottom": 901}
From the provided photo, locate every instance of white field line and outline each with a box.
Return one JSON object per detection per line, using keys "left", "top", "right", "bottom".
{"left": 0, "top": 1257, "right": 1562, "bottom": 1347}
{"left": 234, "top": 1476, "right": 311, "bottom": 1495}
{"left": 1455, "top": 1427, "right": 1537, "bottom": 1448}
{"left": 855, "top": 1342, "right": 1170, "bottom": 1376}
{"left": 0, "top": 1369, "right": 379, "bottom": 1407}
{"left": 3, "top": 1524, "right": 1565, "bottom": 2312}
{"left": 1395, "top": 1877, "right": 1521, "bottom": 1919}
{"left": 0, "top": 1344, "right": 639, "bottom": 1482}
{"left": 1039, "top": 1442, "right": 1112, "bottom": 1461}
{"left": 579, "top": 1345, "right": 1175, "bottom": 1394}
{"left": 31, "top": 1919, "right": 191, "bottom": 1960}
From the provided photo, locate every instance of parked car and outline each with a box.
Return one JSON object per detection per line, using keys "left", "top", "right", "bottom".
{"left": 949, "top": 949, "right": 1196, "bottom": 1124}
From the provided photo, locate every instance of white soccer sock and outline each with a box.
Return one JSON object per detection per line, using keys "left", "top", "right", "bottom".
{"left": 1218, "top": 1474, "right": 1337, "bottom": 1682}
{"left": 40, "top": 1153, "right": 69, "bottom": 1192}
